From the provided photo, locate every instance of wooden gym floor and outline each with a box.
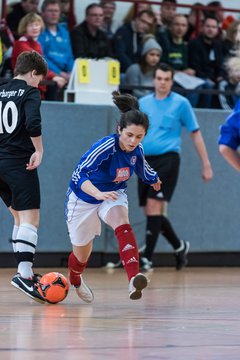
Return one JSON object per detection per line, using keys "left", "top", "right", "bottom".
{"left": 0, "top": 267, "right": 240, "bottom": 360}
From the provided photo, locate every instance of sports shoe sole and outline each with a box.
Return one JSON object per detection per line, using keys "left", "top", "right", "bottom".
{"left": 129, "top": 274, "right": 148, "bottom": 300}
{"left": 11, "top": 280, "right": 45, "bottom": 304}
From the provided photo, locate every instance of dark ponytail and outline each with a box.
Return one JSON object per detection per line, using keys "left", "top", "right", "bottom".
{"left": 112, "top": 91, "right": 149, "bottom": 133}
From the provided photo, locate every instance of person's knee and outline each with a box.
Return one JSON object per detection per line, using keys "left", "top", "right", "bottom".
{"left": 18, "top": 209, "right": 39, "bottom": 228}
{"left": 145, "top": 198, "right": 165, "bottom": 215}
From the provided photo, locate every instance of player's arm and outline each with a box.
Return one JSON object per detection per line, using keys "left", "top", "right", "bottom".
{"left": 135, "top": 145, "right": 161, "bottom": 191}
{"left": 219, "top": 145, "right": 240, "bottom": 172}
{"left": 81, "top": 180, "right": 118, "bottom": 201}
{"left": 218, "top": 112, "right": 240, "bottom": 171}
{"left": 190, "top": 130, "right": 213, "bottom": 182}
{"left": 26, "top": 135, "right": 43, "bottom": 170}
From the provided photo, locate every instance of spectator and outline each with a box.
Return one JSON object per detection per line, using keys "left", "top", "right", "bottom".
{"left": 205, "top": 1, "right": 224, "bottom": 25}
{"left": 157, "top": 14, "right": 191, "bottom": 73}
{"left": 156, "top": 0, "right": 177, "bottom": 33}
{"left": 123, "top": 0, "right": 153, "bottom": 24}
{"left": 184, "top": 2, "right": 205, "bottom": 42}
{"left": 222, "top": 20, "right": 240, "bottom": 59}
{"left": 100, "top": 0, "right": 121, "bottom": 39}
{"left": 188, "top": 16, "right": 224, "bottom": 108}
{"left": 6, "top": 0, "right": 40, "bottom": 39}
{"left": 125, "top": 35, "right": 162, "bottom": 98}
{"left": 205, "top": 1, "right": 230, "bottom": 39}
{"left": 157, "top": 14, "right": 202, "bottom": 106}
{"left": 113, "top": 10, "right": 156, "bottom": 73}
{"left": 11, "top": 12, "right": 66, "bottom": 100}
{"left": 38, "top": 0, "right": 74, "bottom": 83}
{"left": 59, "top": 0, "right": 76, "bottom": 28}
{"left": 218, "top": 57, "right": 240, "bottom": 110}
{"left": 0, "top": 31, "right": 13, "bottom": 79}
{"left": 70, "top": 3, "right": 111, "bottom": 59}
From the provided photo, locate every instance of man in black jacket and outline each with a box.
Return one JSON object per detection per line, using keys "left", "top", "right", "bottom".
{"left": 113, "top": 10, "right": 156, "bottom": 73}
{"left": 188, "top": 16, "right": 224, "bottom": 107}
{"left": 70, "top": 3, "right": 111, "bottom": 59}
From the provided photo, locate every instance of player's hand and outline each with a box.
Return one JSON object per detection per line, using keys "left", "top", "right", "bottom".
{"left": 151, "top": 178, "right": 162, "bottom": 191}
{"left": 94, "top": 191, "right": 119, "bottom": 201}
{"left": 26, "top": 151, "right": 43, "bottom": 170}
{"left": 202, "top": 163, "right": 213, "bottom": 182}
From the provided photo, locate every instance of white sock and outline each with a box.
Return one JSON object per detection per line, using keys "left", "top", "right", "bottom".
{"left": 11, "top": 225, "right": 19, "bottom": 252}
{"left": 16, "top": 223, "right": 38, "bottom": 278}
{"left": 18, "top": 262, "right": 34, "bottom": 279}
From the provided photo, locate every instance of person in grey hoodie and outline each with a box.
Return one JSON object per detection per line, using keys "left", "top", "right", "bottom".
{"left": 125, "top": 35, "right": 162, "bottom": 98}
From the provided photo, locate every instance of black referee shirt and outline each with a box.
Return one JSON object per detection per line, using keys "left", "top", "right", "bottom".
{"left": 0, "top": 79, "right": 42, "bottom": 159}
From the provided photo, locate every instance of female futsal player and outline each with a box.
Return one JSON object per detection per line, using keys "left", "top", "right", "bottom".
{"left": 65, "top": 91, "right": 161, "bottom": 302}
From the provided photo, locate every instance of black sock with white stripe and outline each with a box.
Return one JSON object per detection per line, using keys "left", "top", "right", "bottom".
{"left": 15, "top": 223, "right": 38, "bottom": 279}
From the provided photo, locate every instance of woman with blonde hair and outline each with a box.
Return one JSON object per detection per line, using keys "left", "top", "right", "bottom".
{"left": 11, "top": 12, "right": 66, "bottom": 99}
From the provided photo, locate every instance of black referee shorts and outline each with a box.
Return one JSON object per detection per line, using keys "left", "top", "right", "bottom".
{"left": 138, "top": 152, "right": 180, "bottom": 206}
{"left": 0, "top": 158, "right": 40, "bottom": 211}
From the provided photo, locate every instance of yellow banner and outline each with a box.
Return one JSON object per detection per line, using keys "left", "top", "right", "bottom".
{"left": 78, "top": 59, "right": 89, "bottom": 83}
{"left": 108, "top": 61, "right": 120, "bottom": 85}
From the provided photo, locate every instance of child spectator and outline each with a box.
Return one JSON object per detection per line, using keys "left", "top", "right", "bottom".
{"left": 125, "top": 35, "right": 162, "bottom": 98}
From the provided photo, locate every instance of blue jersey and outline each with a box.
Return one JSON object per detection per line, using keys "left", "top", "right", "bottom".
{"left": 218, "top": 107, "right": 240, "bottom": 150}
{"left": 69, "top": 134, "right": 158, "bottom": 204}
{"left": 139, "top": 92, "right": 199, "bottom": 155}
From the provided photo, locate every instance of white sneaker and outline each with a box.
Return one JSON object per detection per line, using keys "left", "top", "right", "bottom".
{"left": 129, "top": 273, "right": 148, "bottom": 300}
{"left": 75, "top": 275, "right": 94, "bottom": 303}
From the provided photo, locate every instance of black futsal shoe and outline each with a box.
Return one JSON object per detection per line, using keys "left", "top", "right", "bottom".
{"left": 175, "top": 241, "right": 190, "bottom": 270}
{"left": 11, "top": 273, "right": 45, "bottom": 304}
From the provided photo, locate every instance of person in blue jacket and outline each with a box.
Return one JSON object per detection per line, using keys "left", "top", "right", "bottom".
{"left": 219, "top": 98, "right": 240, "bottom": 170}
{"left": 65, "top": 91, "right": 161, "bottom": 303}
{"left": 38, "top": 0, "right": 74, "bottom": 82}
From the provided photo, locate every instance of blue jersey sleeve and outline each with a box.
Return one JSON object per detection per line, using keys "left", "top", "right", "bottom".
{"left": 219, "top": 111, "right": 240, "bottom": 150}
{"left": 71, "top": 136, "right": 115, "bottom": 188}
{"left": 179, "top": 98, "right": 199, "bottom": 132}
{"left": 135, "top": 144, "right": 159, "bottom": 184}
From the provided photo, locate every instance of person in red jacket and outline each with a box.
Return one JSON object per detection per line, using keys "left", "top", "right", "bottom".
{"left": 11, "top": 12, "right": 66, "bottom": 99}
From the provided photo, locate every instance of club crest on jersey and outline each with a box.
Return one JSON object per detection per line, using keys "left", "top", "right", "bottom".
{"left": 114, "top": 167, "right": 130, "bottom": 182}
{"left": 130, "top": 156, "right": 137, "bottom": 165}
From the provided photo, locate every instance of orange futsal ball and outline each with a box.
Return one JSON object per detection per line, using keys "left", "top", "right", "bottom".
{"left": 40, "top": 272, "right": 69, "bottom": 304}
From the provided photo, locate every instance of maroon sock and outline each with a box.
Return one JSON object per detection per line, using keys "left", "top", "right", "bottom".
{"left": 115, "top": 224, "right": 139, "bottom": 281}
{"left": 68, "top": 252, "right": 87, "bottom": 287}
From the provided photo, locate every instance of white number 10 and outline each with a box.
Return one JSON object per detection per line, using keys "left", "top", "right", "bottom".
{"left": 0, "top": 101, "right": 18, "bottom": 134}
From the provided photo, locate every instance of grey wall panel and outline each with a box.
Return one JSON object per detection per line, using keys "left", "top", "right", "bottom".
{"left": 1, "top": 104, "right": 239, "bottom": 253}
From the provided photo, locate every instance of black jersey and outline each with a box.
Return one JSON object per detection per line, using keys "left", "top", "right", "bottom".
{"left": 0, "top": 79, "right": 42, "bottom": 159}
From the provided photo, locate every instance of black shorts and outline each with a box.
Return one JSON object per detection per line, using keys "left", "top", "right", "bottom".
{"left": 0, "top": 158, "right": 40, "bottom": 210}
{"left": 138, "top": 152, "right": 180, "bottom": 206}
